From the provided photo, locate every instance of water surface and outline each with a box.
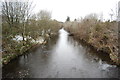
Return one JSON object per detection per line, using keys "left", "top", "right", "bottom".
{"left": 2, "top": 29, "right": 119, "bottom": 78}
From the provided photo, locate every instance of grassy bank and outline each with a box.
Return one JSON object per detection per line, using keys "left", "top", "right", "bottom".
{"left": 2, "top": 29, "right": 60, "bottom": 65}
{"left": 2, "top": 17, "right": 60, "bottom": 66}
{"left": 64, "top": 15, "right": 119, "bottom": 65}
{"left": 1, "top": 0, "right": 61, "bottom": 66}
{"left": 2, "top": 32, "right": 59, "bottom": 65}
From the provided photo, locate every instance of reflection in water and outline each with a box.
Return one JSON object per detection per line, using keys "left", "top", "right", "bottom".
{"left": 2, "top": 29, "right": 119, "bottom": 78}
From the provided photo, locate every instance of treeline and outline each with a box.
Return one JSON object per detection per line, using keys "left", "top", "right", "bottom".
{"left": 64, "top": 14, "right": 119, "bottom": 65}
{"left": 2, "top": 1, "right": 60, "bottom": 65}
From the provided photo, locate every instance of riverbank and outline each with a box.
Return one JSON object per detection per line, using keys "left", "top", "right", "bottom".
{"left": 2, "top": 42, "right": 37, "bottom": 65}
{"left": 67, "top": 29, "right": 119, "bottom": 66}
{"left": 2, "top": 33, "right": 58, "bottom": 66}
{"left": 73, "top": 35, "right": 118, "bottom": 65}
{"left": 2, "top": 10, "right": 61, "bottom": 66}
{"left": 64, "top": 20, "right": 119, "bottom": 65}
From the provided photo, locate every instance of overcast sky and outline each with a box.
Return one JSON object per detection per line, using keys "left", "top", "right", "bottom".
{"left": 32, "top": 0, "right": 119, "bottom": 22}
{"left": 2, "top": 0, "right": 119, "bottom": 22}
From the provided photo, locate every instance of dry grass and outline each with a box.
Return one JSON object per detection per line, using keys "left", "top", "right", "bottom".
{"left": 64, "top": 17, "right": 119, "bottom": 65}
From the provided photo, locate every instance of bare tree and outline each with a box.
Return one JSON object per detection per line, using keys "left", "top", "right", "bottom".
{"left": 2, "top": 0, "right": 33, "bottom": 45}
{"left": 37, "top": 10, "right": 51, "bottom": 20}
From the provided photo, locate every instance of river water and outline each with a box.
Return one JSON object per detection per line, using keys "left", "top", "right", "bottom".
{"left": 2, "top": 29, "right": 119, "bottom": 78}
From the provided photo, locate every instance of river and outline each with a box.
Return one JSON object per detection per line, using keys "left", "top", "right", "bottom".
{"left": 2, "top": 29, "right": 119, "bottom": 78}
